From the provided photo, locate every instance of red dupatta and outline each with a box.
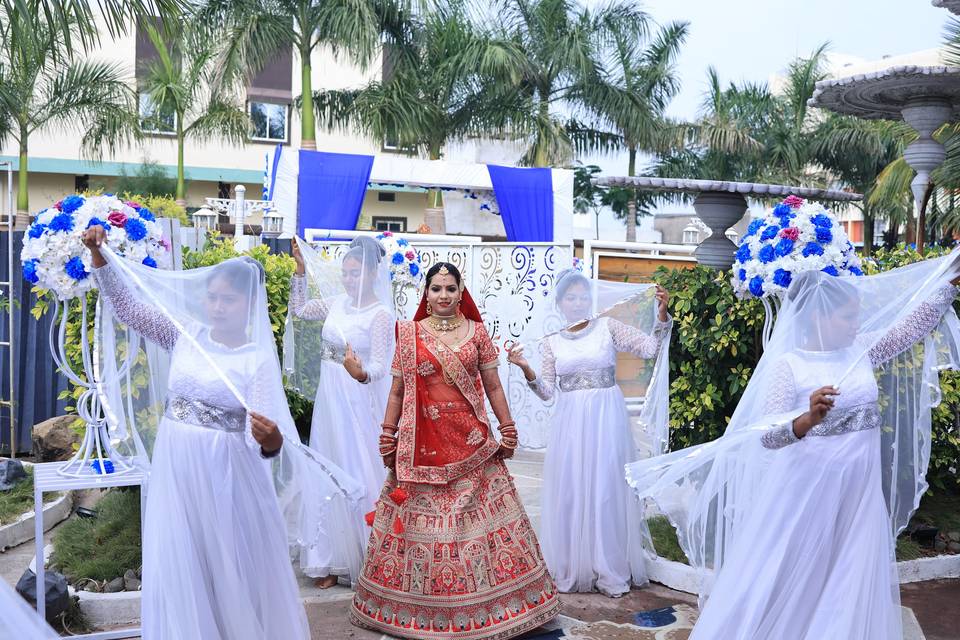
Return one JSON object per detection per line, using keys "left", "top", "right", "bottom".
{"left": 394, "top": 286, "right": 499, "bottom": 485}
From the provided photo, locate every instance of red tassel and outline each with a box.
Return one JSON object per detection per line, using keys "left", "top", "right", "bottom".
{"left": 393, "top": 516, "right": 405, "bottom": 534}
{"left": 364, "top": 510, "right": 376, "bottom": 526}
{"left": 389, "top": 486, "right": 409, "bottom": 505}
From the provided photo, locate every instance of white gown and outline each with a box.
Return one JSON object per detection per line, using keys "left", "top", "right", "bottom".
{"left": 290, "top": 278, "right": 393, "bottom": 576}
{"left": 689, "top": 285, "right": 957, "bottom": 640}
{"left": 95, "top": 265, "right": 310, "bottom": 640}
{"left": 528, "top": 315, "right": 671, "bottom": 596}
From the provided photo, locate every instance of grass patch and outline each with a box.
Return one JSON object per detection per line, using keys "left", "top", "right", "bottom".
{"left": 52, "top": 488, "right": 141, "bottom": 582}
{"left": 648, "top": 515, "right": 689, "bottom": 564}
{"left": 0, "top": 467, "right": 35, "bottom": 525}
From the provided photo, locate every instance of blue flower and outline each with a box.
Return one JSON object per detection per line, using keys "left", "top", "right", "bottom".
{"left": 142, "top": 255, "right": 158, "bottom": 268}
{"left": 737, "top": 268, "right": 746, "bottom": 282}
{"left": 773, "top": 203, "right": 792, "bottom": 217}
{"left": 409, "top": 262, "right": 419, "bottom": 277}
{"left": 777, "top": 213, "right": 795, "bottom": 227}
{"left": 745, "top": 219, "right": 764, "bottom": 237}
{"left": 60, "top": 195, "right": 84, "bottom": 214}
{"left": 124, "top": 218, "right": 147, "bottom": 241}
{"left": 760, "top": 225, "right": 779, "bottom": 241}
{"left": 65, "top": 256, "right": 88, "bottom": 281}
{"left": 802, "top": 242, "right": 824, "bottom": 257}
{"left": 774, "top": 238, "right": 794, "bottom": 257}
{"left": 91, "top": 459, "right": 114, "bottom": 474}
{"left": 735, "top": 244, "right": 752, "bottom": 263}
{"left": 758, "top": 244, "right": 776, "bottom": 263}
{"left": 392, "top": 251, "right": 404, "bottom": 265}
{"left": 748, "top": 276, "right": 764, "bottom": 297}
{"left": 822, "top": 265, "right": 839, "bottom": 277}
{"left": 773, "top": 268, "right": 792, "bottom": 288}
{"left": 811, "top": 214, "right": 832, "bottom": 229}
{"left": 22, "top": 259, "right": 39, "bottom": 284}
{"left": 49, "top": 213, "right": 74, "bottom": 233}
{"left": 138, "top": 208, "right": 156, "bottom": 222}
{"left": 397, "top": 238, "right": 409, "bottom": 247}
{"left": 815, "top": 227, "right": 833, "bottom": 244}
{"left": 849, "top": 266, "right": 863, "bottom": 276}
{"left": 27, "top": 223, "right": 46, "bottom": 239}
{"left": 86, "top": 217, "right": 109, "bottom": 230}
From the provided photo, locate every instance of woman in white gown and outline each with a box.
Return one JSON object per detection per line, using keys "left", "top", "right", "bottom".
{"left": 288, "top": 236, "right": 395, "bottom": 586}
{"left": 507, "top": 270, "right": 672, "bottom": 597}
{"left": 626, "top": 256, "right": 960, "bottom": 640}
{"left": 85, "top": 226, "right": 364, "bottom": 639}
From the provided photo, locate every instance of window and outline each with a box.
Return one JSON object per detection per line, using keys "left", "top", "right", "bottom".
{"left": 140, "top": 93, "right": 175, "bottom": 134}
{"left": 217, "top": 182, "right": 231, "bottom": 199}
{"left": 377, "top": 192, "right": 396, "bottom": 202}
{"left": 74, "top": 175, "right": 89, "bottom": 193}
{"left": 373, "top": 216, "right": 406, "bottom": 233}
{"left": 250, "top": 101, "right": 288, "bottom": 142}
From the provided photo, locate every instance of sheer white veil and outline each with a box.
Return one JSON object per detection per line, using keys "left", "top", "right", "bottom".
{"left": 283, "top": 236, "right": 396, "bottom": 402}
{"left": 513, "top": 268, "right": 671, "bottom": 455}
{"left": 95, "top": 246, "right": 367, "bottom": 582}
{"left": 0, "top": 577, "right": 57, "bottom": 639}
{"left": 626, "top": 251, "right": 960, "bottom": 598}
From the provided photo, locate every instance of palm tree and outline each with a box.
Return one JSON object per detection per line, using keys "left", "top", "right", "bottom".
{"left": 813, "top": 114, "right": 910, "bottom": 254}
{"left": 202, "top": 0, "right": 392, "bottom": 151}
{"left": 578, "top": 19, "right": 688, "bottom": 241}
{"left": 138, "top": 19, "right": 250, "bottom": 205}
{"left": 1, "top": 0, "right": 186, "bottom": 56}
{"left": 0, "top": 10, "right": 139, "bottom": 221}
{"left": 496, "top": 0, "right": 650, "bottom": 167}
{"left": 311, "top": 2, "right": 524, "bottom": 232}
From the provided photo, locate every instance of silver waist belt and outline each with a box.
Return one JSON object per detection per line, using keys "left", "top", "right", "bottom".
{"left": 165, "top": 394, "right": 246, "bottom": 433}
{"left": 558, "top": 366, "right": 616, "bottom": 392}
{"left": 320, "top": 341, "right": 346, "bottom": 363}
{"left": 807, "top": 403, "right": 881, "bottom": 438}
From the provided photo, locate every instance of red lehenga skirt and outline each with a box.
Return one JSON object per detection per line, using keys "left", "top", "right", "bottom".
{"left": 349, "top": 322, "right": 560, "bottom": 639}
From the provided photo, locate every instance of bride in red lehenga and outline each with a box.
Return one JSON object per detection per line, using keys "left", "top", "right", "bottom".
{"left": 350, "top": 262, "right": 561, "bottom": 639}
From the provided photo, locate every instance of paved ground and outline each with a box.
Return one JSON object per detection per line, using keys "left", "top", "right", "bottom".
{"left": 0, "top": 449, "right": 956, "bottom": 638}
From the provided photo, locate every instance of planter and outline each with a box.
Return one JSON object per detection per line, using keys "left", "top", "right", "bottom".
{"left": 0, "top": 463, "right": 72, "bottom": 552}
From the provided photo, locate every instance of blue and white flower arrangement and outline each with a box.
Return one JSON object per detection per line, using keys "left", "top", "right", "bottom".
{"left": 731, "top": 195, "right": 862, "bottom": 300}
{"left": 375, "top": 231, "right": 422, "bottom": 290}
{"left": 20, "top": 194, "right": 167, "bottom": 300}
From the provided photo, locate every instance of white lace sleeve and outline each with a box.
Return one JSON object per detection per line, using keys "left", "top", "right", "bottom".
{"left": 289, "top": 274, "right": 329, "bottom": 321}
{"left": 761, "top": 358, "right": 801, "bottom": 450}
{"left": 362, "top": 310, "right": 395, "bottom": 383}
{"left": 527, "top": 339, "right": 556, "bottom": 401}
{"left": 608, "top": 317, "right": 672, "bottom": 359}
{"left": 93, "top": 263, "right": 179, "bottom": 351}
{"left": 868, "top": 284, "right": 959, "bottom": 367}
{"left": 247, "top": 361, "right": 283, "bottom": 458}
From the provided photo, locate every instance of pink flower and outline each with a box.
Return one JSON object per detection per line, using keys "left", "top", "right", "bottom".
{"left": 382, "top": 231, "right": 393, "bottom": 237}
{"left": 107, "top": 211, "right": 128, "bottom": 227}
{"left": 405, "top": 251, "right": 415, "bottom": 261}
{"left": 779, "top": 227, "right": 800, "bottom": 241}
{"left": 53, "top": 201, "right": 62, "bottom": 211}
{"left": 125, "top": 200, "right": 141, "bottom": 210}
{"left": 159, "top": 237, "right": 171, "bottom": 251}
{"left": 783, "top": 195, "right": 804, "bottom": 208}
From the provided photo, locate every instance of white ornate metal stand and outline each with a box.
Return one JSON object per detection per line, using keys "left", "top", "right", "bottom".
{"left": 52, "top": 296, "right": 135, "bottom": 478}
{"left": 760, "top": 294, "right": 782, "bottom": 348}
{"left": 205, "top": 184, "right": 275, "bottom": 249}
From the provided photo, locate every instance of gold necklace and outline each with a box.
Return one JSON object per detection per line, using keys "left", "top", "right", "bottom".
{"left": 427, "top": 313, "right": 463, "bottom": 332}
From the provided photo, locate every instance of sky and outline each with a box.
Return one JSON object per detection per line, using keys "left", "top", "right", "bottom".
{"left": 581, "top": 0, "right": 949, "bottom": 177}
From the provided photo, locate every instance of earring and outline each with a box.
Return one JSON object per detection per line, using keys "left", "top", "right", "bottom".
{"left": 426, "top": 302, "right": 433, "bottom": 315}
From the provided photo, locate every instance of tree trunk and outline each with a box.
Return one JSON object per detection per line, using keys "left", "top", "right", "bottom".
{"left": 175, "top": 124, "right": 186, "bottom": 207}
{"left": 424, "top": 147, "right": 445, "bottom": 234}
{"left": 16, "top": 137, "right": 29, "bottom": 228}
{"left": 533, "top": 97, "right": 550, "bottom": 168}
{"left": 862, "top": 207, "right": 874, "bottom": 257}
{"left": 625, "top": 146, "right": 637, "bottom": 243}
{"left": 300, "top": 43, "right": 316, "bottom": 151}
{"left": 917, "top": 183, "right": 935, "bottom": 254}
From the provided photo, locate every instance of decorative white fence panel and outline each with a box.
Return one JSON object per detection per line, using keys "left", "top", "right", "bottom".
{"left": 306, "top": 238, "right": 573, "bottom": 442}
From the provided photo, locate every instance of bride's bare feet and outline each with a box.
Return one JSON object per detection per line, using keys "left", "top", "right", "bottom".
{"left": 314, "top": 575, "right": 338, "bottom": 589}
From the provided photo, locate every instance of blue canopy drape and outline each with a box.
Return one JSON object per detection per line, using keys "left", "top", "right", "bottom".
{"left": 487, "top": 164, "right": 554, "bottom": 242}
{"left": 297, "top": 150, "right": 374, "bottom": 236}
